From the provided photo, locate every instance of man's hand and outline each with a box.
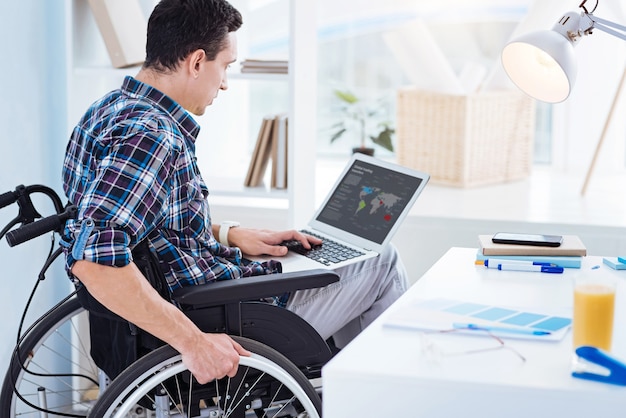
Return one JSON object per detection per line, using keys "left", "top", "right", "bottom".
{"left": 227, "top": 227, "right": 322, "bottom": 257}
{"left": 180, "top": 333, "right": 251, "bottom": 384}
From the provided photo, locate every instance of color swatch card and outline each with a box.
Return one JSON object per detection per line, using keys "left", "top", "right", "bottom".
{"left": 384, "top": 298, "right": 572, "bottom": 341}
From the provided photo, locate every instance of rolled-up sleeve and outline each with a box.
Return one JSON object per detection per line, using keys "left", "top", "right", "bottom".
{"left": 63, "top": 126, "right": 175, "bottom": 270}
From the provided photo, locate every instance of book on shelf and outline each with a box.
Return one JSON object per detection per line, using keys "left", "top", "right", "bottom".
{"left": 244, "top": 114, "right": 289, "bottom": 189}
{"left": 87, "top": 0, "right": 146, "bottom": 68}
{"left": 240, "top": 58, "right": 289, "bottom": 74}
{"left": 478, "top": 234, "right": 587, "bottom": 257}
{"left": 475, "top": 251, "right": 583, "bottom": 268}
{"left": 244, "top": 116, "right": 275, "bottom": 187}
{"left": 270, "top": 114, "right": 288, "bottom": 189}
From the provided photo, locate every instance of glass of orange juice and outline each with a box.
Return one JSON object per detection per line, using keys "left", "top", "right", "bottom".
{"left": 572, "top": 272, "right": 616, "bottom": 351}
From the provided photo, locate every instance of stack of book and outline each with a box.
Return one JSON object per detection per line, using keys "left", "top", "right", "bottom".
{"left": 240, "top": 59, "right": 288, "bottom": 74}
{"left": 476, "top": 235, "right": 587, "bottom": 268}
{"left": 244, "top": 114, "right": 288, "bottom": 189}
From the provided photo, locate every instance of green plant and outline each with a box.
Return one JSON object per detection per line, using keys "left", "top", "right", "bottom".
{"left": 329, "top": 90, "right": 394, "bottom": 152}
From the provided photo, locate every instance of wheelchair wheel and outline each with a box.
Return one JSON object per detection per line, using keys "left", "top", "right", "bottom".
{"left": 90, "top": 336, "right": 322, "bottom": 418}
{"left": 0, "top": 297, "right": 99, "bottom": 418}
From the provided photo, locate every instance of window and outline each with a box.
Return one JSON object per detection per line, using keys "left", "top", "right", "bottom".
{"left": 315, "top": 1, "right": 540, "bottom": 159}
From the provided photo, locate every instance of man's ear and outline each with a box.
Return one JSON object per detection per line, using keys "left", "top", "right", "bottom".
{"left": 186, "top": 49, "right": 207, "bottom": 78}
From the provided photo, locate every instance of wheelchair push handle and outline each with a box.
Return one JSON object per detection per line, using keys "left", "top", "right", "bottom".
{"left": 6, "top": 205, "right": 77, "bottom": 247}
{"left": 0, "top": 189, "right": 19, "bottom": 209}
{"left": 0, "top": 184, "right": 65, "bottom": 218}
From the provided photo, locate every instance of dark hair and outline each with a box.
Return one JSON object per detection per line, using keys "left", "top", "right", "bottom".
{"left": 144, "top": 0, "right": 242, "bottom": 72}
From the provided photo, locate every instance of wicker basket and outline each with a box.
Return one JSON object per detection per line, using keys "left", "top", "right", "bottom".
{"left": 396, "top": 88, "right": 536, "bottom": 187}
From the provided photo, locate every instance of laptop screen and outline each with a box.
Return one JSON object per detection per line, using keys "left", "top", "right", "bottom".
{"left": 314, "top": 158, "right": 426, "bottom": 245}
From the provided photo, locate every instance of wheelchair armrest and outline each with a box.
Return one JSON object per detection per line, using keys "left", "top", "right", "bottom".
{"left": 171, "top": 269, "right": 339, "bottom": 308}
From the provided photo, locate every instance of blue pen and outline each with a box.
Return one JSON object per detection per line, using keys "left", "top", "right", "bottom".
{"left": 497, "top": 264, "right": 564, "bottom": 273}
{"left": 453, "top": 322, "right": 552, "bottom": 336}
{"left": 483, "top": 259, "right": 554, "bottom": 269}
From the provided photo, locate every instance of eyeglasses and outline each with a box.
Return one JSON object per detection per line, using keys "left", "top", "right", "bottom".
{"left": 419, "top": 328, "right": 527, "bottom": 363}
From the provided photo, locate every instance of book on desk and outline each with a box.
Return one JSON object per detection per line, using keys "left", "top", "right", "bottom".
{"left": 476, "top": 234, "right": 586, "bottom": 268}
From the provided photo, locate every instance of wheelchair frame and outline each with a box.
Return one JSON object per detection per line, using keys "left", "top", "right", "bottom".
{"left": 0, "top": 184, "right": 339, "bottom": 417}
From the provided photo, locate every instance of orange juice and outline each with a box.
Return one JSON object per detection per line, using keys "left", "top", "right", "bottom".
{"left": 573, "top": 283, "right": 615, "bottom": 351}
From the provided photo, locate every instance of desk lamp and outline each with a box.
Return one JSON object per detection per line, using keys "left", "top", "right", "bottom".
{"left": 501, "top": 0, "right": 626, "bottom": 103}
{"left": 501, "top": 0, "right": 626, "bottom": 194}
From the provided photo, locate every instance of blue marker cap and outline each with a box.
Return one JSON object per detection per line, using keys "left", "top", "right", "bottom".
{"left": 541, "top": 266, "right": 564, "bottom": 273}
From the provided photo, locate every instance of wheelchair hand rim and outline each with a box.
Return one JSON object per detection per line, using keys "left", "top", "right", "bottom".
{"left": 100, "top": 352, "right": 320, "bottom": 418}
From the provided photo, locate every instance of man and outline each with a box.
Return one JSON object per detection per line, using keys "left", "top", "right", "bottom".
{"left": 62, "top": 0, "right": 409, "bottom": 385}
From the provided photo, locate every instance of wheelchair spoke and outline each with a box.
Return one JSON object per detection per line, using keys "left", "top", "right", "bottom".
{"left": 261, "top": 383, "right": 292, "bottom": 418}
{"left": 215, "top": 375, "right": 224, "bottom": 413}
{"left": 223, "top": 365, "right": 249, "bottom": 416}
{"left": 186, "top": 373, "right": 193, "bottom": 418}
{"left": 176, "top": 373, "right": 187, "bottom": 417}
{"left": 225, "top": 368, "right": 264, "bottom": 417}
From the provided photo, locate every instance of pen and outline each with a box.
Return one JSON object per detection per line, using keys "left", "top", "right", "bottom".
{"left": 482, "top": 259, "right": 555, "bottom": 268}
{"left": 452, "top": 322, "right": 552, "bottom": 336}
{"left": 497, "top": 264, "right": 564, "bottom": 273}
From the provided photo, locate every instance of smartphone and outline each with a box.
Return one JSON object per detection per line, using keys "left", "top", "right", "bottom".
{"left": 492, "top": 232, "right": 563, "bottom": 247}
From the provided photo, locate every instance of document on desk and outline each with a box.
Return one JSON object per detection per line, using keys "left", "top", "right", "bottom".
{"left": 384, "top": 298, "right": 572, "bottom": 341}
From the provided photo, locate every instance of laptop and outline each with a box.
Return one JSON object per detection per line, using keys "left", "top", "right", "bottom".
{"left": 252, "top": 153, "right": 430, "bottom": 272}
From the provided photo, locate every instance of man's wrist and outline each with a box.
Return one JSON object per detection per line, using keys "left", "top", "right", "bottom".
{"left": 219, "top": 221, "right": 240, "bottom": 246}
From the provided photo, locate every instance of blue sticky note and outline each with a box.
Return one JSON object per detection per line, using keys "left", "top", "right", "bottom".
{"left": 471, "top": 307, "right": 518, "bottom": 321}
{"left": 445, "top": 303, "right": 488, "bottom": 315}
{"left": 532, "top": 316, "right": 572, "bottom": 332}
{"left": 501, "top": 312, "right": 547, "bottom": 326}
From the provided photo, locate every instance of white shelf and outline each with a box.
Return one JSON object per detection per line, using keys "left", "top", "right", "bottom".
{"left": 206, "top": 176, "right": 289, "bottom": 200}
{"left": 230, "top": 72, "right": 289, "bottom": 82}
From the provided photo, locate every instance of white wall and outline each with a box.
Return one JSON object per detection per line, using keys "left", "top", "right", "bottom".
{"left": 0, "top": 2, "right": 68, "bottom": 379}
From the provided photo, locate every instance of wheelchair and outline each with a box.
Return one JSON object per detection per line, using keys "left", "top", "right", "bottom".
{"left": 0, "top": 184, "right": 339, "bottom": 417}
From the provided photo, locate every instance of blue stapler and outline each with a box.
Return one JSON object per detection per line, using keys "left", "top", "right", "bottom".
{"left": 571, "top": 346, "right": 626, "bottom": 386}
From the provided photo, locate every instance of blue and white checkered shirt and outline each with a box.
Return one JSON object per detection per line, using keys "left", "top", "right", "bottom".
{"left": 61, "top": 76, "right": 284, "bottom": 301}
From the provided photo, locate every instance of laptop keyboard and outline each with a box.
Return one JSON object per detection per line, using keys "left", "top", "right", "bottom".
{"left": 297, "top": 230, "right": 365, "bottom": 266}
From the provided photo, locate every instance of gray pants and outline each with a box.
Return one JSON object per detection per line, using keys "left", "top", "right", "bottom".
{"left": 285, "top": 243, "right": 408, "bottom": 348}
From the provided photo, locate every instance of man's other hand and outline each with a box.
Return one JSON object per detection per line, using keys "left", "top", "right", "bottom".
{"left": 180, "top": 333, "right": 251, "bottom": 384}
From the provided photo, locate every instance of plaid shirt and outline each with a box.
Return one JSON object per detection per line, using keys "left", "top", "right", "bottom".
{"left": 61, "top": 76, "right": 283, "bottom": 301}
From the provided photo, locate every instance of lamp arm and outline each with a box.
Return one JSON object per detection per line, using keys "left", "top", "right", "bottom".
{"left": 586, "top": 14, "right": 626, "bottom": 42}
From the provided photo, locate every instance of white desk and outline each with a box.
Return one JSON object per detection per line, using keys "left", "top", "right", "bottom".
{"left": 322, "top": 247, "right": 626, "bottom": 417}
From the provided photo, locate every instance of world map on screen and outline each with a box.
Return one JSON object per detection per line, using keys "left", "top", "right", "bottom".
{"left": 355, "top": 186, "right": 401, "bottom": 221}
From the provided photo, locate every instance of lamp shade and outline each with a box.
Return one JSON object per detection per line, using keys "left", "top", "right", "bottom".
{"left": 502, "top": 29, "right": 577, "bottom": 103}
